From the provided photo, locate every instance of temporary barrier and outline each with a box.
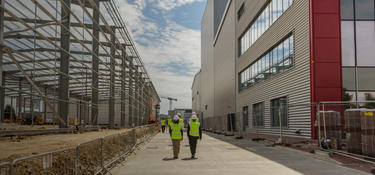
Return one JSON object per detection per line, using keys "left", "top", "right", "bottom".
{"left": 0, "top": 124, "right": 158, "bottom": 175}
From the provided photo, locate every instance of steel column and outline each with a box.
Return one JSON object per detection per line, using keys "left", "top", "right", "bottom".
{"left": 91, "top": 0, "right": 100, "bottom": 125}
{"left": 128, "top": 57, "right": 134, "bottom": 126}
{"left": 109, "top": 27, "right": 115, "bottom": 129}
{"left": 120, "top": 46, "right": 126, "bottom": 127}
{"left": 58, "top": 0, "right": 71, "bottom": 128}
{"left": 0, "top": 0, "right": 4, "bottom": 122}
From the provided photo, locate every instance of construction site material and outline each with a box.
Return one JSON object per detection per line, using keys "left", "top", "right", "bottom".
{"left": 345, "top": 109, "right": 363, "bottom": 154}
{"left": 361, "top": 109, "right": 375, "bottom": 157}
{"left": 317, "top": 111, "right": 342, "bottom": 149}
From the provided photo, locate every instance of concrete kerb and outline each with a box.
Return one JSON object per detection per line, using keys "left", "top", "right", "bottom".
{"left": 1, "top": 124, "right": 159, "bottom": 175}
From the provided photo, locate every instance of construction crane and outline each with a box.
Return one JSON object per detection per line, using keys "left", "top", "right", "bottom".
{"left": 161, "top": 96, "right": 178, "bottom": 110}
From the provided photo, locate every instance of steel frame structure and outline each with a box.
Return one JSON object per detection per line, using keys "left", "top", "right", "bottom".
{"left": 0, "top": 0, "right": 159, "bottom": 128}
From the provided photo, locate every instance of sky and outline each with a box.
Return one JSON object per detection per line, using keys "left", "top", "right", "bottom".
{"left": 113, "top": 0, "right": 206, "bottom": 114}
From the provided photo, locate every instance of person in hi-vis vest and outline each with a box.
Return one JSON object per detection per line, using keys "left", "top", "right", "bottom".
{"left": 169, "top": 115, "right": 183, "bottom": 159}
{"left": 160, "top": 119, "right": 166, "bottom": 133}
{"left": 187, "top": 115, "right": 202, "bottom": 159}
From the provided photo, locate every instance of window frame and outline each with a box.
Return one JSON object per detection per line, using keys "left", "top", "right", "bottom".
{"left": 270, "top": 96, "right": 288, "bottom": 128}
{"left": 252, "top": 102, "right": 265, "bottom": 127}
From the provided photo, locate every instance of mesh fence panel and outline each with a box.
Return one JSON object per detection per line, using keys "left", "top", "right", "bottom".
{"left": 76, "top": 139, "right": 102, "bottom": 175}
{"left": 12, "top": 148, "right": 75, "bottom": 175}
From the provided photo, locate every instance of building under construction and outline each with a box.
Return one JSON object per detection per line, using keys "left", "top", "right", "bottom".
{"left": 0, "top": 0, "right": 160, "bottom": 129}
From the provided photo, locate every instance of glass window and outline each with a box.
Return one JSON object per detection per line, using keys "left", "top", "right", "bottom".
{"left": 283, "top": 0, "right": 289, "bottom": 12}
{"left": 358, "top": 68, "right": 375, "bottom": 91}
{"left": 341, "top": 0, "right": 354, "bottom": 20}
{"left": 243, "top": 106, "right": 249, "bottom": 128}
{"left": 277, "top": 0, "right": 283, "bottom": 18}
{"left": 271, "top": 97, "right": 288, "bottom": 127}
{"left": 341, "top": 21, "right": 355, "bottom": 66}
{"left": 253, "top": 102, "right": 264, "bottom": 127}
{"left": 277, "top": 44, "right": 284, "bottom": 72}
{"left": 239, "top": 35, "right": 294, "bottom": 91}
{"left": 272, "top": 0, "right": 277, "bottom": 23}
{"left": 283, "top": 38, "right": 290, "bottom": 58}
{"left": 289, "top": 35, "right": 294, "bottom": 56}
{"left": 265, "top": 54, "right": 270, "bottom": 71}
{"left": 356, "top": 21, "right": 375, "bottom": 66}
{"left": 342, "top": 68, "right": 356, "bottom": 90}
{"left": 355, "top": 0, "right": 375, "bottom": 20}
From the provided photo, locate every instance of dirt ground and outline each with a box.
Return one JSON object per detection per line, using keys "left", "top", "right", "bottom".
{"left": 0, "top": 128, "right": 130, "bottom": 162}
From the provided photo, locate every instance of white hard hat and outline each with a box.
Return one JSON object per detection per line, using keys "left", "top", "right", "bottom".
{"left": 173, "top": 115, "right": 179, "bottom": 121}
{"left": 177, "top": 113, "right": 182, "bottom": 117}
{"left": 192, "top": 112, "right": 196, "bottom": 115}
{"left": 191, "top": 115, "right": 197, "bottom": 120}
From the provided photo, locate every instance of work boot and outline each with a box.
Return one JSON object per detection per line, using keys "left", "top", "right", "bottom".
{"left": 191, "top": 154, "right": 195, "bottom": 159}
{"left": 174, "top": 156, "right": 178, "bottom": 159}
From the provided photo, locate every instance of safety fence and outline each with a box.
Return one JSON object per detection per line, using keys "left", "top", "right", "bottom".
{"left": 0, "top": 124, "right": 159, "bottom": 175}
{"left": 317, "top": 101, "right": 375, "bottom": 159}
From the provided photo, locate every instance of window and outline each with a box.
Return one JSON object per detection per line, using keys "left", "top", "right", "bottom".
{"left": 356, "top": 21, "right": 375, "bottom": 66}
{"left": 253, "top": 102, "right": 264, "bottom": 127}
{"left": 239, "top": 0, "right": 293, "bottom": 56}
{"left": 243, "top": 106, "right": 249, "bottom": 129}
{"left": 358, "top": 68, "right": 375, "bottom": 90}
{"left": 342, "top": 67, "right": 356, "bottom": 90}
{"left": 238, "top": 4, "right": 245, "bottom": 20}
{"left": 341, "top": 0, "right": 354, "bottom": 20}
{"left": 239, "top": 35, "right": 294, "bottom": 91}
{"left": 271, "top": 97, "right": 288, "bottom": 127}
{"left": 355, "top": 0, "right": 375, "bottom": 20}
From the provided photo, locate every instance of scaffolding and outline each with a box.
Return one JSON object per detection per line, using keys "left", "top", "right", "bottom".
{"left": 0, "top": 0, "right": 160, "bottom": 128}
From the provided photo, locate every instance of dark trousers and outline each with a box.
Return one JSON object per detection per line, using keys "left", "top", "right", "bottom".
{"left": 161, "top": 126, "right": 165, "bottom": 133}
{"left": 188, "top": 136, "right": 199, "bottom": 155}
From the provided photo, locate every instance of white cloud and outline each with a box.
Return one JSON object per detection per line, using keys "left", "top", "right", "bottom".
{"left": 114, "top": 0, "right": 202, "bottom": 114}
{"left": 152, "top": 0, "right": 204, "bottom": 11}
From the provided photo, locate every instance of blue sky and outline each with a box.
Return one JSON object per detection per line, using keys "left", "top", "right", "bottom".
{"left": 114, "top": 0, "right": 206, "bottom": 114}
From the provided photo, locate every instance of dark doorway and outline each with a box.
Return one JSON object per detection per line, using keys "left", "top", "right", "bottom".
{"left": 227, "top": 113, "right": 236, "bottom": 132}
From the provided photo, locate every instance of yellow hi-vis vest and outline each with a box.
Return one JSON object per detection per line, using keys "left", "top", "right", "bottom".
{"left": 189, "top": 120, "right": 200, "bottom": 137}
{"left": 179, "top": 118, "right": 183, "bottom": 127}
{"left": 167, "top": 118, "right": 172, "bottom": 126}
{"left": 171, "top": 123, "right": 182, "bottom": 140}
{"left": 161, "top": 120, "right": 165, "bottom": 126}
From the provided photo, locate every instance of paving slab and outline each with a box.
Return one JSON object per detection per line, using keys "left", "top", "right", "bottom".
{"left": 111, "top": 132, "right": 370, "bottom": 175}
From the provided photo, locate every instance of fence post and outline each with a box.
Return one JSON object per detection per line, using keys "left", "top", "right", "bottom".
{"left": 317, "top": 103, "right": 321, "bottom": 148}
{"left": 132, "top": 128, "right": 136, "bottom": 146}
{"left": 74, "top": 146, "right": 79, "bottom": 175}
{"left": 100, "top": 138, "right": 104, "bottom": 169}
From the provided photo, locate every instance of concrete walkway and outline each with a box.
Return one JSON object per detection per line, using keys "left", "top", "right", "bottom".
{"left": 111, "top": 132, "right": 369, "bottom": 175}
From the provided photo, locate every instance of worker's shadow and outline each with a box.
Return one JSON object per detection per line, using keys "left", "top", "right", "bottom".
{"left": 181, "top": 157, "right": 198, "bottom": 161}
{"left": 162, "top": 157, "right": 177, "bottom": 161}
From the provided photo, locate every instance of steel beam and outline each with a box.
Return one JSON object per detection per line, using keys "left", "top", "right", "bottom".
{"left": 120, "top": 47, "right": 126, "bottom": 127}
{"left": 91, "top": 0, "right": 100, "bottom": 125}
{"left": 108, "top": 27, "right": 115, "bottom": 128}
{"left": 128, "top": 56, "right": 133, "bottom": 126}
{"left": 58, "top": 0, "right": 71, "bottom": 128}
{"left": 0, "top": 0, "right": 4, "bottom": 122}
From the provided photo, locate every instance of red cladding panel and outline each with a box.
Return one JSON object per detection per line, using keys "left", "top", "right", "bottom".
{"left": 314, "top": 14, "right": 341, "bottom": 38}
{"left": 314, "top": 38, "right": 341, "bottom": 61}
{"left": 309, "top": 0, "right": 342, "bottom": 139}
{"left": 314, "top": 0, "right": 340, "bottom": 13}
{"left": 314, "top": 63, "right": 342, "bottom": 87}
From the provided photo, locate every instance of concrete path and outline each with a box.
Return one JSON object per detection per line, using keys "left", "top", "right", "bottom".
{"left": 111, "top": 132, "right": 369, "bottom": 175}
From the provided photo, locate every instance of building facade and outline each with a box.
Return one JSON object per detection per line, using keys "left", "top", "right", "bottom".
{"left": 192, "top": 0, "right": 375, "bottom": 139}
